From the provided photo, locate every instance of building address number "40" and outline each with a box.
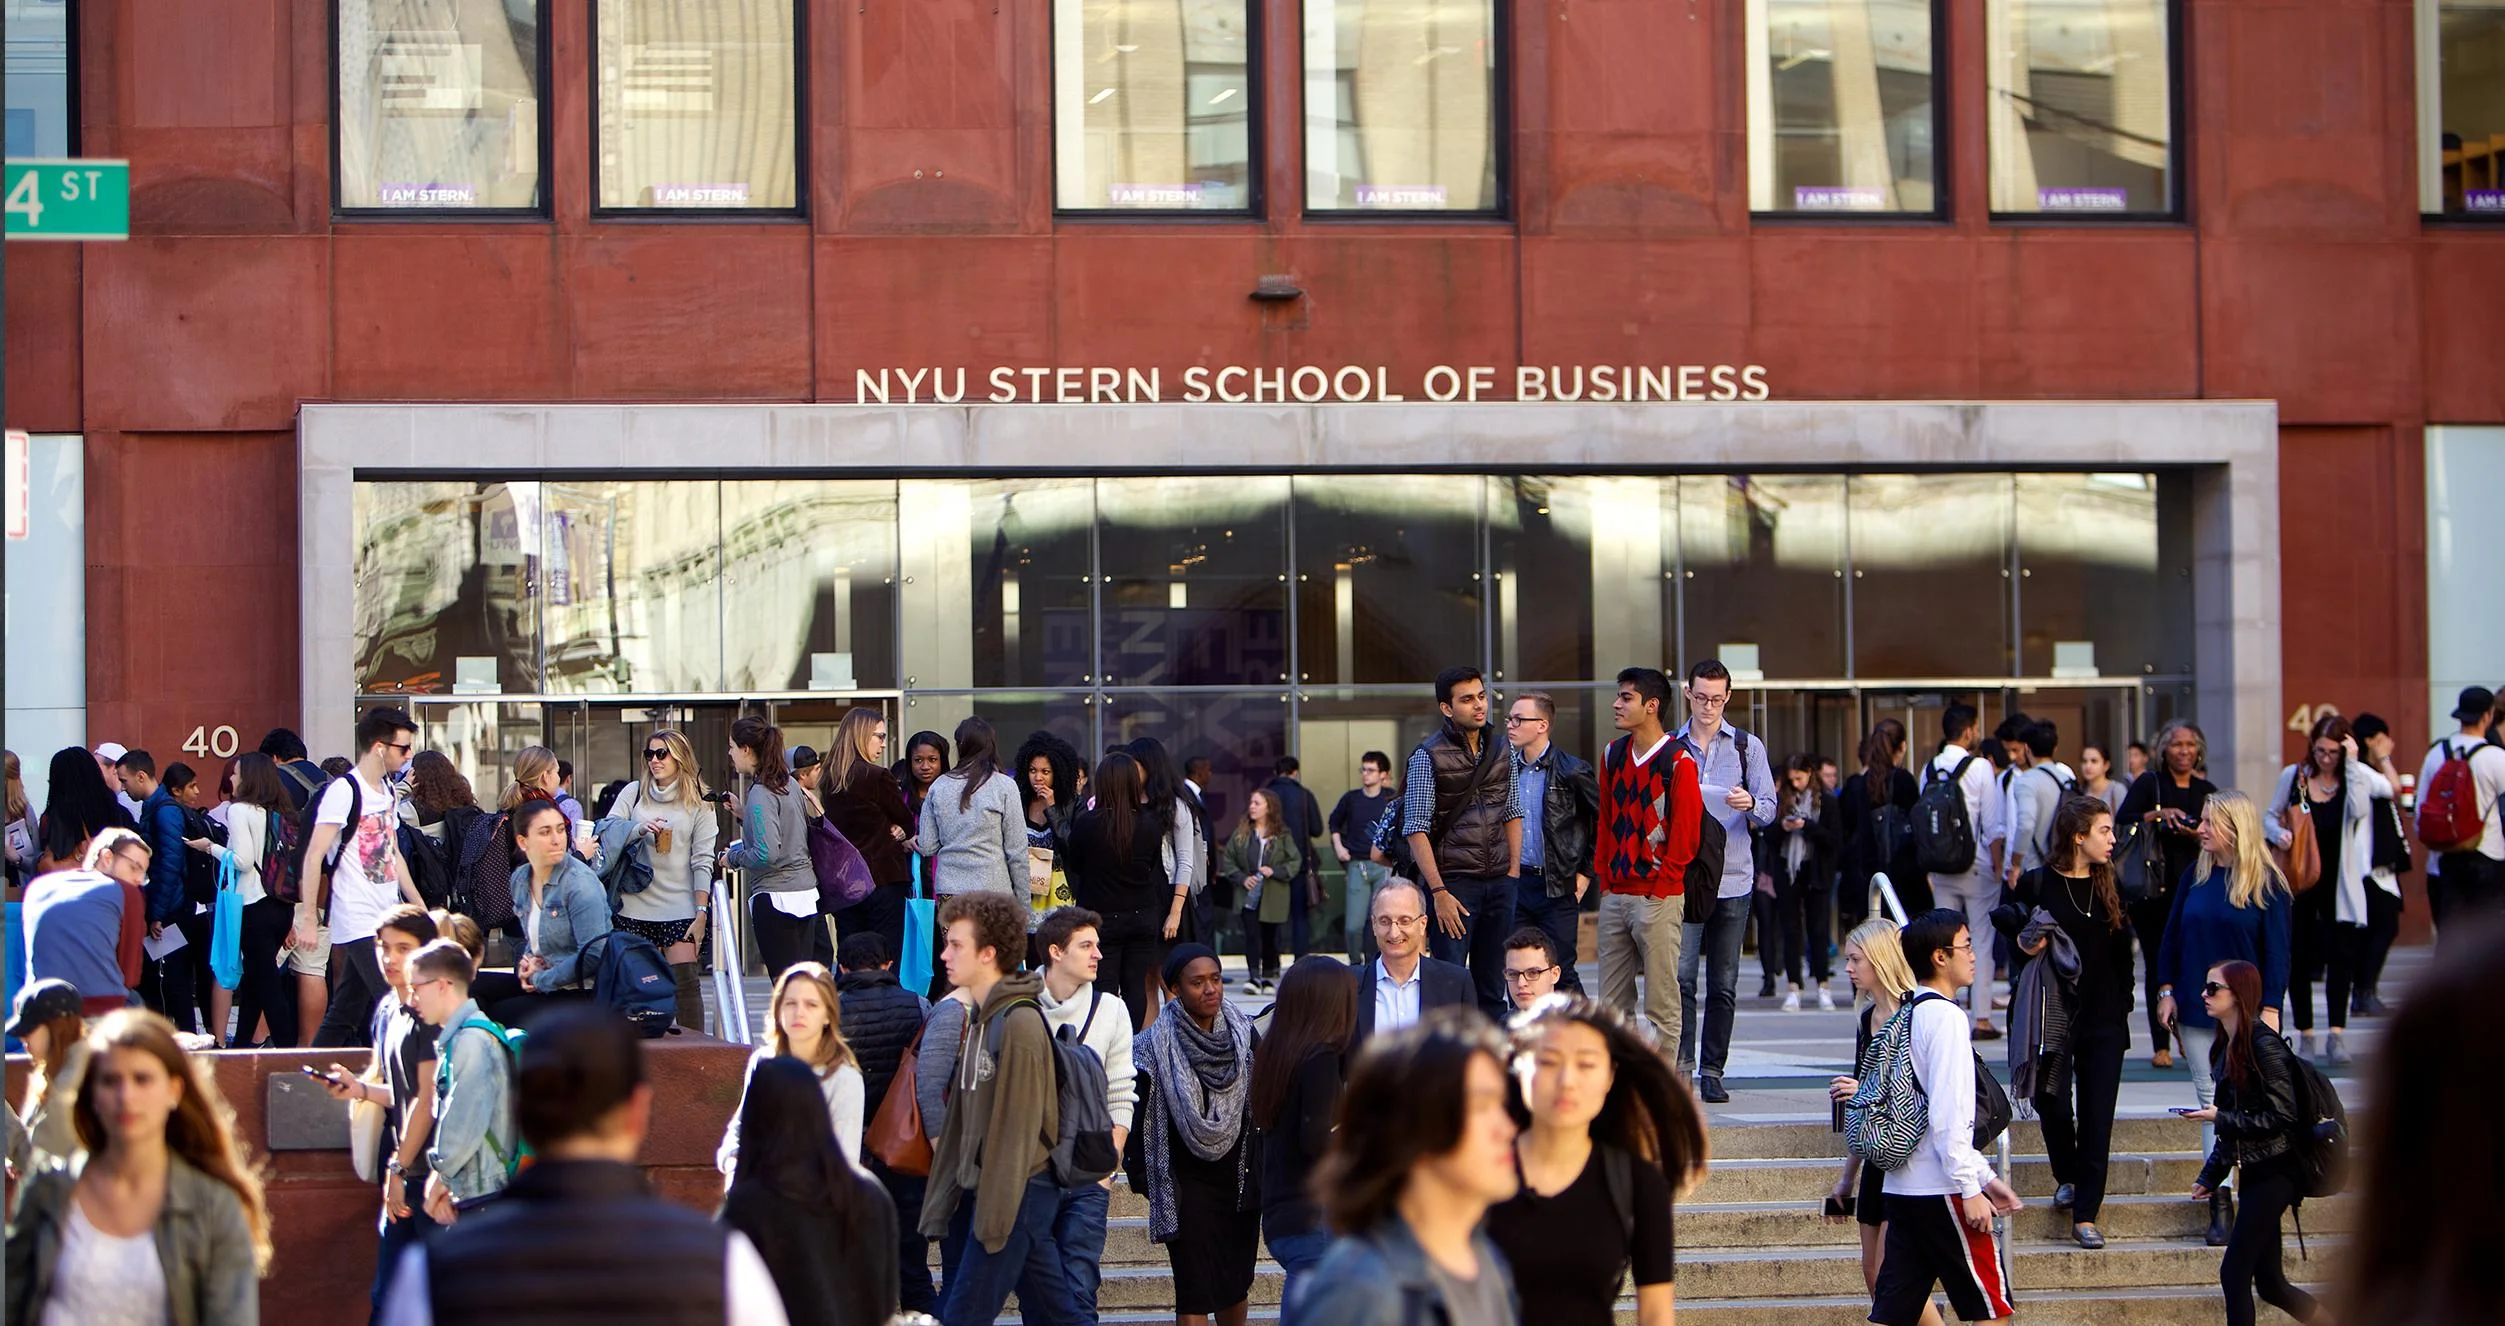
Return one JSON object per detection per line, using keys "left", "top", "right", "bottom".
{"left": 182, "top": 725, "right": 242, "bottom": 760}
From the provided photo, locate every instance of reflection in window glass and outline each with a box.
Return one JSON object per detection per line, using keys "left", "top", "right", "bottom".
{"left": 1304, "top": 0, "right": 1499, "bottom": 211}
{"left": 1053, "top": 0, "right": 1254, "bottom": 211}
{"left": 337, "top": 0, "right": 543, "bottom": 210}
{"left": 1986, "top": 0, "right": 2173, "bottom": 214}
{"left": 541, "top": 481, "right": 720, "bottom": 693}
{"left": 1746, "top": 0, "right": 1938, "bottom": 213}
{"left": 595, "top": 0, "right": 797, "bottom": 210}
{"left": 2015, "top": 472, "right": 2192, "bottom": 677}
{"left": 1493, "top": 477, "right": 1670, "bottom": 688}
{"left": 901, "top": 480, "right": 1095, "bottom": 692}
{"left": 355, "top": 482, "right": 542, "bottom": 694}
{"left": 1097, "top": 477, "right": 1288, "bottom": 687}
{"left": 1294, "top": 476, "right": 1482, "bottom": 687}
{"left": 1682, "top": 476, "right": 1848, "bottom": 678}
{"left": 907, "top": 693, "right": 1095, "bottom": 779}
{"left": 1850, "top": 474, "right": 2012, "bottom": 678}
{"left": 3, "top": 0, "right": 73, "bottom": 157}
{"left": 1107, "top": 690, "right": 1289, "bottom": 833}
{"left": 2424, "top": 0, "right": 2505, "bottom": 215}
{"left": 721, "top": 481, "right": 897, "bottom": 691}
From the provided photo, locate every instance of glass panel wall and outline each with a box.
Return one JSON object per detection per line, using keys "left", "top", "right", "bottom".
{"left": 356, "top": 481, "right": 543, "bottom": 695}
{"left": 1304, "top": 0, "right": 1501, "bottom": 212}
{"left": 594, "top": 0, "right": 799, "bottom": 210}
{"left": 1097, "top": 476, "right": 1288, "bottom": 687}
{"left": 721, "top": 480, "right": 898, "bottom": 691}
{"left": 2422, "top": 0, "right": 2505, "bottom": 215}
{"left": 1746, "top": 0, "right": 1939, "bottom": 214}
{"left": 542, "top": 479, "right": 720, "bottom": 693}
{"left": 900, "top": 478, "right": 1095, "bottom": 692}
{"left": 2013, "top": 471, "right": 2191, "bottom": 678}
{"left": 1848, "top": 473, "right": 2013, "bottom": 677}
{"left": 1680, "top": 475, "right": 1849, "bottom": 679}
{"left": 1986, "top": 0, "right": 2174, "bottom": 214}
{"left": 1294, "top": 474, "right": 1483, "bottom": 686}
{"left": 1492, "top": 476, "right": 1670, "bottom": 689}
{"left": 338, "top": 0, "right": 544, "bottom": 211}
{"left": 1053, "top": 0, "right": 1256, "bottom": 211}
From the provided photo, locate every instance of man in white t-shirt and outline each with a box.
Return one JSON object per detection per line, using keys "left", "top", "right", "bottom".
{"left": 2420, "top": 686, "right": 2505, "bottom": 925}
{"left": 305, "top": 707, "right": 426, "bottom": 1049}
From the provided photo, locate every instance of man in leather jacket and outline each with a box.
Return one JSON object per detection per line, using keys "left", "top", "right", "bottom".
{"left": 1505, "top": 692, "right": 1598, "bottom": 996}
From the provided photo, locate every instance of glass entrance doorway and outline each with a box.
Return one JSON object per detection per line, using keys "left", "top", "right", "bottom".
{"left": 1728, "top": 681, "right": 2148, "bottom": 779}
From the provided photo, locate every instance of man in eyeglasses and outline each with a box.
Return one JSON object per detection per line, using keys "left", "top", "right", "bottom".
{"left": 1354, "top": 878, "right": 1473, "bottom": 1039}
{"left": 1506, "top": 690, "right": 1598, "bottom": 997}
{"left": 307, "top": 706, "right": 429, "bottom": 1048}
{"left": 1502, "top": 927, "right": 1566, "bottom": 1013}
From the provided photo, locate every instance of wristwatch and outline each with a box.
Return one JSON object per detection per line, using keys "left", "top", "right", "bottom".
{"left": 386, "top": 1159, "right": 408, "bottom": 1179}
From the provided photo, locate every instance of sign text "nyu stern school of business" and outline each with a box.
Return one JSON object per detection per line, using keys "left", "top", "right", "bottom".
{"left": 856, "top": 363, "right": 1772, "bottom": 407}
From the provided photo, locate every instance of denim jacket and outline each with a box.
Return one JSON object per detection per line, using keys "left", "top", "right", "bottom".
{"left": 427, "top": 997, "right": 517, "bottom": 1202}
{"left": 5, "top": 1154, "right": 260, "bottom": 1326}
{"left": 1289, "top": 1216, "right": 1519, "bottom": 1326}
{"left": 512, "top": 854, "right": 612, "bottom": 991}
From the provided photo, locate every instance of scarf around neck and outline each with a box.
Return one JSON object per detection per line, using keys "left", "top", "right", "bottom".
{"left": 1133, "top": 997, "right": 1256, "bottom": 1242}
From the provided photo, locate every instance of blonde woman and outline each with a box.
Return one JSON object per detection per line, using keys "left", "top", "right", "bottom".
{"left": 2153, "top": 789, "right": 2292, "bottom": 1246}
{"left": 1824, "top": 918, "right": 1942, "bottom": 1326}
{"left": 820, "top": 708, "right": 916, "bottom": 956}
{"left": 717, "top": 962, "right": 866, "bottom": 1176}
{"left": 499, "top": 746, "right": 588, "bottom": 858}
{"left": 5, "top": 1009, "right": 271, "bottom": 1326}
{"left": 609, "top": 729, "right": 719, "bottom": 1032}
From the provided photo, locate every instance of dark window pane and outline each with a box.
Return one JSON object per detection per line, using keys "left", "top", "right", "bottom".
{"left": 901, "top": 479, "right": 1094, "bottom": 692}
{"left": 1304, "top": 0, "right": 1500, "bottom": 211}
{"left": 1106, "top": 690, "right": 1289, "bottom": 832}
{"left": 1054, "top": 0, "right": 1255, "bottom": 211}
{"left": 1294, "top": 475, "right": 1483, "bottom": 687}
{"left": 356, "top": 481, "right": 542, "bottom": 695}
{"left": 1680, "top": 475, "right": 1847, "bottom": 679}
{"left": 1748, "top": 0, "right": 1938, "bottom": 213}
{"left": 542, "top": 480, "right": 721, "bottom": 693}
{"left": 595, "top": 0, "right": 798, "bottom": 210}
{"left": 1849, "top": 474, "right": 2012, "bottom": 678}
{"left": 721, "top": 480, "right": 898, "bottom": 691}
{"left": 338, "top": 0, "right": 543, "bottom": 210}
{"left": 1987, "top": 0, "right": 2174, "bottom": 214}
{"left": 2014, "top": 472, "right": 2194, "bottom": 679}
{"left": 907, "top": 693, "right": 1097, "bottom": 779}
{"left": 1097, "top": 477, "right": 1288, "bottom": 687}
{"left": 1494, "top": 477, "right": 1673, "bottom": 688}
{"left": 2430, "top": 2, "right": 2505, "bottom": 216}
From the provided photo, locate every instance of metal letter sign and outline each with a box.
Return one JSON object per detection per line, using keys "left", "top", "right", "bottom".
{"left": 3, "top": 159, "right": 131, "bottom": 241}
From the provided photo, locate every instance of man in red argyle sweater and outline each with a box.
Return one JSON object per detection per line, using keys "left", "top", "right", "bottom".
{"left": 1594, "top": 666, "right": 1704, "bottom": 1055}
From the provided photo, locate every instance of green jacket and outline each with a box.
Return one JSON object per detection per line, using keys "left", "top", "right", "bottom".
{"left": 1219, "top": 828, "right": 1303, "bottom": 924}
{"left": 6, "top": 1154, "right": 259, "bottom": 1326}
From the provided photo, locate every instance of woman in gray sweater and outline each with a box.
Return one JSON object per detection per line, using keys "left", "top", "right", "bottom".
{"left": 912, "top": 718, "right": 1024, "bottom": 995}
{"left": 725, "top": 718, "right": 823, "bottom": 981}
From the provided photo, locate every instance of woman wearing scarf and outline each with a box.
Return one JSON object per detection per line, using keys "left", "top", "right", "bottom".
{"left": 1131, "top": 943, "right": 1262, "bottom": 1326}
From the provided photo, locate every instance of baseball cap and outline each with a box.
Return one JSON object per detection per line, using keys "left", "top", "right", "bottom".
{"left": 790, "top": 745, "right": 822, "bottom": 771}
{"left": 9, "top": 979, "right": 84, "bottom": 1039}
{"left": 93, "top": 742, "right": 129, "bottom": 762}
{"left": 2453, "top": 686, "right": 2498, "bottom": 725}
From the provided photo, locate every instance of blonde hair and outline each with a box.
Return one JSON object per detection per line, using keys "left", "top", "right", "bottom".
{"left": 500, "top": 745, "right": 561, "bottom": 812}
{"left": 824, "top": 709, "right": 885, "bottom": 801}
{"left": 2196, "top": 789, "right": 2287, "bottom": 910}
{"left": 767, "top": 962, "right": 854, "bottom": 1075}
{"left": 429, "top": 909, "right": 487, "bottom": 964}
{"left": 73, "top": 1010, "right": 273, "bottom": 1273}
{"left": 638, "top": 729, "right": 706, "bottom": 806}
{"left": 1844, "top": 917, "right": 1919, "bottom": 1017}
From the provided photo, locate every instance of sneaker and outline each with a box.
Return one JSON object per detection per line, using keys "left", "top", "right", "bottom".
{"left": 1817, "top": 987, "right": 1836, "bottom": 1012}
{"left": 1758, "top": 977, "right": 1777, "bottom": 998}
{"left": 1782, "top": 989, "right": 1802, "bottom": 1013}
{"left": 2326, "top": 1031, "right": 2350, "bottom": 1066}
{"left": 1700, "top": 1076, "right": 1730, "bottom": 1104}
{"left": 2298, "top": 1030, "right": 2316, "bottom": 1059}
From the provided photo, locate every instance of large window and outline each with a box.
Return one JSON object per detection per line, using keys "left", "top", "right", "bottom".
{"left": 1303, "top": 0, "right": 1501, "bottom": 213}
{"left": 1053, "top": 0, "right": 1255, "bottom": 212}
{"left": 2422, "top": 0, "right": 2505, "bottom": 215}
{"left": 336, "top": 0, "right": 544, "bottom": 212}
{"left": 593, "top": 0, "right": 799, "bottom": 212}
{"left": 1746, "top": 0, "right": 1940, "bottom": 215}
{"left": 1986, "top": 0, "right": 2175, "bottom": 215}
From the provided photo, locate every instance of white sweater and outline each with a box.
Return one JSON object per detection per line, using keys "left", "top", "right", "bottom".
{"left": 202, "top": 804, "right": 270, "bottom": 905}
{"left": 1040, "top": 981, "right": 1139, "bottom": 1132}
{"left": 1882, "top": 992, "right": 1996, "bottom": 1199}
{"left": 716, "top": 1050, "right": 866, "bottom": 1178}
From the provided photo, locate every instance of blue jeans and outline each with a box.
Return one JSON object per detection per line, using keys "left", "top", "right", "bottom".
{"left": 369, "top": 1204, "right": 440, "bottom": 1323}
{"left": 1033, "top": 1183, "right": 1109, "bottom": 1325}
{"left": 1344, "top": 862, "right": 1388, "bottom": 965}
{"left": 1425, "top": 873, "right": 1517, "bottom": 1020}
{"left": 1677, "top": 891, "right": 1750, "bottom": 1077}
{"left": 1512, "top": 875, "right": 1585, "bottom": 995}
{"left": 1266, "top": 1226, "right": 1334, "bottom": 1315}
{"left": 941, "top": 1172, "right": 1079, "bottom": 1326}
{"left": 874, "top": 1163, "right": 938, "bottom": 1313}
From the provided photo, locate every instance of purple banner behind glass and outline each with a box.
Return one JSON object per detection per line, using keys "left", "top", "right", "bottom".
{"left": 1354, "top": 184, "right": 1448, "bottom": 208}
{"left": 379, "top": 183, "right": 478, "bottom": 206}
{"left": 1793, "top": 186, "right": 1886, "bottom": 211}
{"left": 1108, "top": 183, "right": 1204, "bottom": 207}
{"left": 2466, "top": 190, "right": 2505, "bottom": 214}
{"left": 652, "top": 183, "right": 751, "bottom": 206}
{"left": 2038, "top": 187, "right": 2129, "bottom": 211}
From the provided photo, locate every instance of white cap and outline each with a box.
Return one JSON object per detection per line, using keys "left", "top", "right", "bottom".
{"left": 93, "top": 742, "right": 129, "bottom": 761}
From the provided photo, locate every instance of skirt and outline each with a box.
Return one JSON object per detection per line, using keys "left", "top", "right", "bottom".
{"left": 615, "top": 915, "right": 694, "bottom": 948}
{"left": 1165, "top": 1133, "right": 1260, "bottom": 1314}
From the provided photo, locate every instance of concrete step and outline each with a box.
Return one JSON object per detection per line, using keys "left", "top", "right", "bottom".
{"left": 1688, "top": 1152, "right": 2209, "bottom": 1204}
{"left": 1702, "top": 1114, "right": 2205, "bottom": 1161}
{"left": 1101, "top": 1284, "right": 2322, "bottom": 1325}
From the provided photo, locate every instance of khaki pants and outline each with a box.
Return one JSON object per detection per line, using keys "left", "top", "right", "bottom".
{"left": 1598, "top": 891, "right": 1684, "bottom": 1056}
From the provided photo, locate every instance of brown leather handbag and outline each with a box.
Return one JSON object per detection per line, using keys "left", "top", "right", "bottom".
{"left": 2276, "top": 781, "right": 2323, "bottom": 894}
{"left": 865, "top": 1023, "right": 934, "bottom": 1176}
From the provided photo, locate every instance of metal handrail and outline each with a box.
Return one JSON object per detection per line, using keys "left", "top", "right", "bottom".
{"left": 709, "top": 869, "right": 754, "bottom": 1044}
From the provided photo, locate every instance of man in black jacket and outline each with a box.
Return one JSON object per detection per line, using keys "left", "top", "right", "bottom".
{"left": 1505, "top": 692, "right": 1598, "bottom": 996}
{"left": 836, "top": 933, "right": 938, "bottom": 1315}
{"left": 1265, "top": 756, "right": 1328, "bottom": 960}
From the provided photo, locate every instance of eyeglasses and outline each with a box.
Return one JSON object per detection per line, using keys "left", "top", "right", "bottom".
{"left": 1950, "top": 940, "right": 1975, "bottom": 954}
{"left": 1505, "top": 714, "right": 1545, "bottom": 726}
{"left": 1503, "top": 965, "right": 1558, "bottom": 985}
{"left": 1373, "top": 914, "right": 1425, "bottom": 931}
{"left": 2200, "top": 981, "right": 2228, "bottom": 997}
{"left": 644, "top": 748, "right": 672, "bottom": 761}
{"left": 1688, "top": 692, "right": 1730, "bottom": 707}
{"left": 409, "top": 977, "right": 449, "bottom": 994}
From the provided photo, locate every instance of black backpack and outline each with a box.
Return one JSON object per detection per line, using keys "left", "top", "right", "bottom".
{"left": 397, "top": 821, "right": 458, "bottom": 910}
{"left": 179, "top": 807, "right": 228, "bottom": 908}
{"left": 1679, "top": 730, "right": 1748, "bottom": 924}
{"left": 2287, "top": 1052, "right": 2351, "bottom": 1200}
{"left": 586, "top": 929, "right": 678, "bottom": 1039}
{"left": 452, "top": 808, "right": 518, "bottom": 929}
{"left": 2367, "top": 794, "right": 2412, "bottom": 875}
{"left": 1904, "top": 990, "right": 2014, "bottom": 1151}
{"left": 1912, "top": 756, "right": 1981, "bottom": 876}
{"left": 289, "top": 775, "right": 365, "bottom": 924}
{"left": 985, "top": 995, "right": 1120, "bottom": 1187}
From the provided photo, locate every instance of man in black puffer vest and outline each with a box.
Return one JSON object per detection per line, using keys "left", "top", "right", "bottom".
{"left": 378, "top": 1008, "right": 791, "bottom": 1326}
{"left": 838, "top": 933, "right": 938, "bottom": 1314}
{"left": 1402, "top": 665, "right": 1525, "bottom": 1020}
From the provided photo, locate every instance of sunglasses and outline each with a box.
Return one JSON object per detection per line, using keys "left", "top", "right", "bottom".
{"left": 644, "top": 748, "right": 672, "bottom": 761}
{"left": 2200, "top": 981, "right": 2228, "bottom": 997}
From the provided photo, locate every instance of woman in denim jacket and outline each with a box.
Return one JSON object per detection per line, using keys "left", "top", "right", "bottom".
{"left": 499, "top": 801, "right": 612, "bottom": 1026}
{"left": 1289, "top": 1011, "right": 1521, "bottom": 1326}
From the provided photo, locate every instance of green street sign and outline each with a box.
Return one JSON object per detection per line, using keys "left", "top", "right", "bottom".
{"left": 4, "top": 159, "right": 130, "bottom": 241}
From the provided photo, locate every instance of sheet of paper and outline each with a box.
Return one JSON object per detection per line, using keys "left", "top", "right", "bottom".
{"left": 144, "top": 925, "right": 189, "bottom": 960}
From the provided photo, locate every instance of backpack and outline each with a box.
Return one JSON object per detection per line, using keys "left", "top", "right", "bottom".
{"left": 397, "top": 822, "right": 457, "bottom": 910}
{"left": 1868, "top": 801, "right": 1915, "bottom": 873}
{"left": 179, "top": 807, "right": 228, "bottom": 908}
{"left": 436, "top": 1015, "right": 529, "bottom": 1178}
{"left": 2285, "top": 1050, "right": 2350, "bottom": 1200}
{"left": 1846, "top": 991, "right": 2012, "bottom": 1171}
{"left": 2418, "top": 739, "right": 2493, "bottom": 854}
{"left": 1912, "top": 755, "right": 1981, "bottom": 875}
{"left": 586, "top": 929, "right": 678, "bottom": 1039}
{"left": 985, "top": 994, "right": 1120, "bottom": 1187}
{"left": 260, "top": 807, "right": 305, "bottom": 905}
{"left": 2367, "top": 794, "right": 2412, "bottom": 875}
{"left": 295, "top": 775, "right": 365, "bottom": 924}
{"left": 453, "top": 810, "right": 517, "bottom": 929}
{"left": 1679, "top": 731, "right": 1747, "bottom": 924}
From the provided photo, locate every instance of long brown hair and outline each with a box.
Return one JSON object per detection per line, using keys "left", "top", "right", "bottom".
{"left": 1251, "top": 956, "right": 1358, "bottom": 1131}
{"left": 732, "top": 718, "right": 791, "bottom": 795}
{"left": 950, "top": 717, "right": 1000, "bottom": 812}
{"left": 2209, "top": 959, "right": 2267, "bottom": 1088}
{"left": 1089, "top": 752, "right": 1144, "bottom": 859}
{"left": 408, "top": 750, "right": 476, "bottom": 818}
{"left": 72, "top": 1009, "right": 273, "bottom": 1272}
{"left": 228, "top": 752, "right": 293, "bottom": 816}
{"left": 2050, "top": 794, "right": 2126, "bottom": 928}
{"left": 1314, "top": 1010, "right": 1511, "bottom": 1235}
{"left": 823, "top": 710, "right": 884, "bottom": 803}
{"left": 1860, "top": 718, "right": 1907, "bottom": 806}
{"left": 1506, "top": 996, "right": 1710, "bottom": 1199}
{"left": 766, "top": 962, "right": 855, "bottom": 1075}
{"left": 4, "top": 749, "right": 26, "bottom": 822}
{"left": 2305, "top": 712, "right": 2352, "bottom": 779}
{"left": 23, "top": 1012, "right": 84, "bottom": 1112}
{"left": 1236, "top": 787, "right": 1283, "bottom": 843}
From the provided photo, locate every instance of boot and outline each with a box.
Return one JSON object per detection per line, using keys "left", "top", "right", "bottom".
{"left": 673, "top": 962, "right": 705, "bottom": 1036}
{"left": 2206, "top": 1185, "right": 2234, "bottom": 1247}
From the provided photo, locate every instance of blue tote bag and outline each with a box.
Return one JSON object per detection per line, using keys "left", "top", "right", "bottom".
{"left": 898, "top": 855, "right": 936, "bottom": 994}
{"left": 209, "top": 851, "right": 245, "bottom": 991}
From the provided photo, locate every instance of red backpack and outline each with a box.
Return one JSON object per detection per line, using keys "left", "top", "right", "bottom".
{"left": 2418, "top": 739, "right": 2493, "bottom": 854}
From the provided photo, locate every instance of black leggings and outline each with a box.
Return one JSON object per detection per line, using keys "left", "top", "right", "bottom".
{"left": 2356, "top": 884, "right": 2401, "bottom": 998}
{"left": 1240, "top": 909, "right": 1282, "bottom": 980}
{"left": 1776, "top": 869, "right": 1833, "bottom": 985}
{"left": 2129, "top": 894, "right": 2174, "bottom": 1048}
{"left": 2037, "top": 1019, "right": 2127, "bottom": 1222}
{"left": 1092, "top": 905, "right": 1163, "bottom": 1029}
{"left": 232, "top": 895, "right": 297, "bottom": 1049}
{"left": 749, "top": 892, "right": 831, "bottom": 983}
{"left": 2220, "top": 1159, "right": 2319, "bottom": 1326}
{"left": 2286, "top": 888, "right": 2356, "bottom": 1032}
